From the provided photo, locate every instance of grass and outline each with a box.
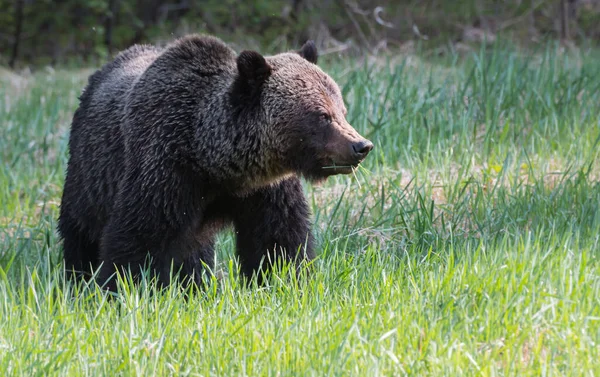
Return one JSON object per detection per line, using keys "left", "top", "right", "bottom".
{"left": 1, "top": 42, "right": 599, "bottom": 376}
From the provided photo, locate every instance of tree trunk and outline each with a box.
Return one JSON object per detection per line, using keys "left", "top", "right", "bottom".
{"left": 105, "top": 0, "right": 120, "bottom": 56}
{"left": 560, "top": 0, "right": 570, "bottom": 39}
{"left": 290, "top": 0, "right": 303, "bottom": 21}
{"left": 9, "top": 0, "right": 24, "bottom": 68}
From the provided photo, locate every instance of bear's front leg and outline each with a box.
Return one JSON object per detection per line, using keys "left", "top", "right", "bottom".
{"left": 232, "top": 176, "right": 315, "bottom": 283}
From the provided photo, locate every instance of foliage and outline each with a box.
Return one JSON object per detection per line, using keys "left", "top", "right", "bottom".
{"left": 1, "top": 0, "right": 600, "bottom": 67}
{"left": 1, "top": 42, "right": 599, "bottom": 374}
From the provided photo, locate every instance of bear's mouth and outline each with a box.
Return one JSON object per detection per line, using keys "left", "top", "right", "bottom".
{"left": 321, "top": 162, "right": 360, "bottom": 175}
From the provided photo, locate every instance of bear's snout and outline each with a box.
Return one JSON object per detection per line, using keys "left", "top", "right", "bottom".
{"left": 324, "top": 130, "right": 373, "bottom": 174}
{"left": 332, "top": 120, "right": 373, "bottom": 166}
{"left": 340, "top": 137, "right": 372, "bottom": 166}
{"left": 352, "top": 139, "right": 374, "bottom": 161}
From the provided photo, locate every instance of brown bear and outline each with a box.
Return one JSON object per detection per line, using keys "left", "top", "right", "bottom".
{"left": 58, "top": 34, "right": 373, "bottom": 289}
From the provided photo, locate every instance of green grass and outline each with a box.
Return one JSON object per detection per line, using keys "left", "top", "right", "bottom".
{"left": 1, "top": 42, "right": 599, "bottom": 376}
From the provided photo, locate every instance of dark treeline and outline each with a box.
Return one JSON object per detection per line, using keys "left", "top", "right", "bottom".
{"left": 1, "top": 0, "right": 600, "bottom": 67}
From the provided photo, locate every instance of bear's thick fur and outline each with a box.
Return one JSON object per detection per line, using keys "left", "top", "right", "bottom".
{"left": 58, "top": 35, "right": 373, "bottom": 289}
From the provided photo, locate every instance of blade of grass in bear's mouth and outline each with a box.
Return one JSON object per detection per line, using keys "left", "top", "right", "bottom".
{"left": 321, "top": 165, "right": 356, "bottom": 169}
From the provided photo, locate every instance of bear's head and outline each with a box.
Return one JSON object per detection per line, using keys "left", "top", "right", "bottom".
{"left": 233, "top": 41, "right": 373, "bottom": 182}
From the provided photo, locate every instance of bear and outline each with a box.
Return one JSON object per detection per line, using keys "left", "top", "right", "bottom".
{"left": 57, "top": 34, "right": 373, "bottom": 290}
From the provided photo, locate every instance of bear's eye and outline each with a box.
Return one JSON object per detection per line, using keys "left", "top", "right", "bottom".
{"left": 319, "top": 113, "right": 332, "bottom": 124}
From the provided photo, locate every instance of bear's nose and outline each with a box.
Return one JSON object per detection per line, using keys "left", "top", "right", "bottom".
{"left": 352, "top": 140, "right": 374, "bottom": 160}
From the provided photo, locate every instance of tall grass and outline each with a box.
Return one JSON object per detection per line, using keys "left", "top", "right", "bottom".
{"left": 0, "top": 43, "right": 599, "bottom": 375}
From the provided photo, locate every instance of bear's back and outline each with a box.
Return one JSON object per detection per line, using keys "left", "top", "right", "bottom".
{"left": 119, "top": 35, "right": 239, "bottom": 159}
{"left": 63, "top": 44, "right": 163, "bottom": 235}
{"left": 155, "top": 35, "right": 237, "bottom": 76}
{"left": 64, "top": 35, "right": 240, "bottom": 237}
{"left": 124, "top": 35, "right": 238, "bottom": 115}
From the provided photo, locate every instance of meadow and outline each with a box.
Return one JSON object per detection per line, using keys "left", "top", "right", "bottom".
{"left": 1, "top": 43, "right": 599, "bottom": 376}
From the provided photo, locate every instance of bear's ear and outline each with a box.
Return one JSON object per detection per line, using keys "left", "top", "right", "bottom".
{"left": 298, "top": 40, "right": 318, "bottom": 64}
{"left": 236, "top": 50, "right": 272, "bottom": 88}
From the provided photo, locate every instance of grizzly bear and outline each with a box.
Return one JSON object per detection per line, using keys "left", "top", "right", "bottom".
{"left": 58, "top": 34, "right": 373, "bottom": 289}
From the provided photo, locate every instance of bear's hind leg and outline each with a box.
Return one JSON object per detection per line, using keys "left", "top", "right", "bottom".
{"left": 98, "top": 221, "right": 219, "bottom": 291}
{"left": 158, "top": 231, "right": 217, "bottom": 289}
{"left": 97, "top": 228, "right": 154, "bottom": 292}
{"left": 58, "top": 216, "right": 100, "bottom": 281}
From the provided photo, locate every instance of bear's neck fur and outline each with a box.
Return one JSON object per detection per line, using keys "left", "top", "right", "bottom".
{"left": 119, "top": 35, "right": 291, "bottom": 198}
{"left": 192, "top": 86, "right": 290, "bottom": 196}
